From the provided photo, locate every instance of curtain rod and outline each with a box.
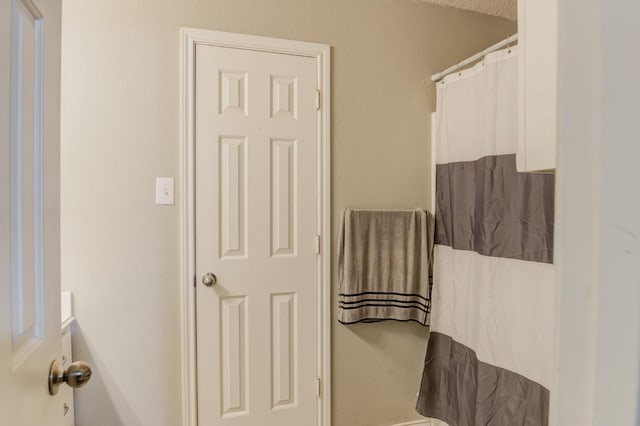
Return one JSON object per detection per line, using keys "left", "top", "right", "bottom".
{"left": 431, "top": 33, "right": 518, "bottom": 82}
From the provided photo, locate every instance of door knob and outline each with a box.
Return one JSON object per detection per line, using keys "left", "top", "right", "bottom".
{"left": 49, "top": 359, "right": 92, "bottom": 395}
{"left": 202, "top": 272, "right": 217, "bottom": 287}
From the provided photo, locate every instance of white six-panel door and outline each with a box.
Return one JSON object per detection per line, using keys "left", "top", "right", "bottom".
{"left": 0, "top": 0, "right": 63, "bottom": 424}
{"left": 195, "top": 44, "right": 319, "bottom": 425}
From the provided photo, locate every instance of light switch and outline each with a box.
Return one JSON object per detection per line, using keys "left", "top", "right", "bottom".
{"left": 155, "top": 177, "right": 174, "bottom": 205}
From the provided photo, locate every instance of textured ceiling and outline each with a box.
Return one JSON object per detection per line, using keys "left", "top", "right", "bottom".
{"left": 422, "top": 0, "right": 517, "bottom": 21}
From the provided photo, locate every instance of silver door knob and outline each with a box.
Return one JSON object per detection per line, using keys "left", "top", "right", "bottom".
{"left": 49, "top": 359, "right": 92, "bottom": 395}
{"left": 202, "top": 272, "right": 217, "bottom": 287}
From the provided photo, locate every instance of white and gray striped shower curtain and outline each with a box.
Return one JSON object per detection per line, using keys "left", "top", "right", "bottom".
{"left": 416, "top": 48, "right": 556, "bottom": 426}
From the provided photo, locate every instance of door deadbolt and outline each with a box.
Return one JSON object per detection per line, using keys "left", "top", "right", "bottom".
{"left": 202, "top": 272, "right": 217, "bottom": 287}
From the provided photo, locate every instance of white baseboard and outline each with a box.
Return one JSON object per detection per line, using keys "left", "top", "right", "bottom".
{"left": 390, "top": 420, "right": 430, "bottom": 426}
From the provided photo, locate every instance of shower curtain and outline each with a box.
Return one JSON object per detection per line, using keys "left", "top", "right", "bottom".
{"left": 416, "top": 48, "right": 555, "bottom": 425}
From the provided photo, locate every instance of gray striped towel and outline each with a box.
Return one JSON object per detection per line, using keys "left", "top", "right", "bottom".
{"left": 337, "top": 208, "right": 434, "bottom": 326}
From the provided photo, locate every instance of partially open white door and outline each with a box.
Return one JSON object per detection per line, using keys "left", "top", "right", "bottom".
{"left": 0, "top": 0, "right": 64, "bottom": 424}
{"left": 194, "top": 40, "right": 323, "bottom": 426}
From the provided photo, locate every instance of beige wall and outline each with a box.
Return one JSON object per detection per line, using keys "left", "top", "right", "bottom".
{"left": 60, "top": 1, "right": 514, "bottom": 425}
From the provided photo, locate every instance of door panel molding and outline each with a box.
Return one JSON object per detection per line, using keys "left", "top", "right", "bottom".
{"left": 1, "top": 0, "right": 63, "bottom": 422}
{"left": 179, "top": 28, "right": 331, "bottom": 426}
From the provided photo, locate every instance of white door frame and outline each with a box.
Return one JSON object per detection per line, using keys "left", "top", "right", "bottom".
{"left": 551, "top": 0, "right": 640, "bottom": 424}
{"left": 179, "top": 28, "right": 331, "bottom": 426}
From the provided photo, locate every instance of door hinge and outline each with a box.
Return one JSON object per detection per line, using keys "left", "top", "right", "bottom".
{"left": 315, "top": 235, "right": 321, "bottom": 255}
{"left": 315, "top": 90, "right": 321, "bottom": 110}
{"left": 193, "top": 275, "right": 196, "bottom": 288}
{"left": 316, "top": 378, "right": 322, "bottom": 398}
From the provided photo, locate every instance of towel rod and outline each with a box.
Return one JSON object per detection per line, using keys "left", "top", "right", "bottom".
{"left": 431, "top": 33, "right": 518, "bottom": 82}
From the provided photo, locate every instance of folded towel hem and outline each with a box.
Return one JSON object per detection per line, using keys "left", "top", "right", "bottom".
{"left": 338, "top": 318, "right": 430, "bottom": 327}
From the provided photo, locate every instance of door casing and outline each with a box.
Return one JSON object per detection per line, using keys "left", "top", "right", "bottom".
{"left": 178, "top": 28, "right": 331, "bottom": 426}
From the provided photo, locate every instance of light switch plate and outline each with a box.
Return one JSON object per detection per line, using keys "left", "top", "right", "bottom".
{"left": 155, "top": 177, "right": 174, "bottom": 205}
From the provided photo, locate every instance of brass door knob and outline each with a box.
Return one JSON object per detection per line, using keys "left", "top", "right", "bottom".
{"left": 49, "top": 359, "right": 92, "bottom": 395}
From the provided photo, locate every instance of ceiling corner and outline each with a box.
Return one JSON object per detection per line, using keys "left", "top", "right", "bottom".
{"left": 421, "top": 0, "right": 517, "bottom": 21}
